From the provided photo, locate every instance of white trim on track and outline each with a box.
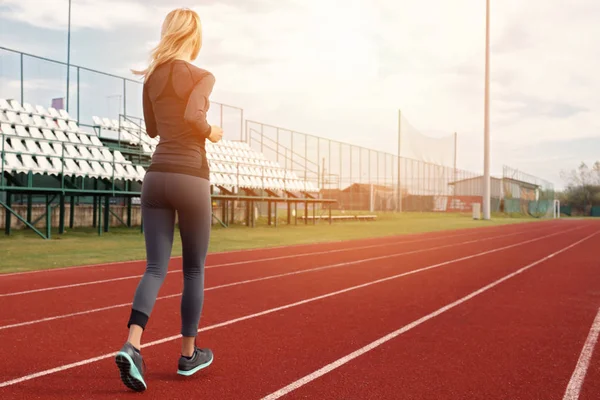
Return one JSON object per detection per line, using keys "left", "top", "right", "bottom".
{"left": 0, "top": 225, "right": 590, "bottom": 389}
{"left": 0, "top": 226, "right": 581, "bottom": 330}
{"left": 563, "top": 307, "right": 600, "bottom": 400}
{"left": 260, "top": 230, "right": 600, "bottom": 400}
{"left": 0, "top": 221, "right": 550, "bottom": 277}
{"left": 0, "top": 224, "right": 566, "bottom": 298}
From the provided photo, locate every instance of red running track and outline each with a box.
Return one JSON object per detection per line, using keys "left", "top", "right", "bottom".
{"left": 0, "top": 221, "right": 556, "bottom": 324}
{"left": 0, "top": 221, "right": 543, "bottom": 292}
{"left": 0, "top": 219, "right": 598, "bottom": 400}
{"left": 0, "top": 221, "right": 558, "bottom": 381}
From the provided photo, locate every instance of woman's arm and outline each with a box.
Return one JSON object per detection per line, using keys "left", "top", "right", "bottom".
{"left": 183, "top": 72, "right": 216, "bottom": 138}
{"left": 142, "top": 84, "right": 158, "bottom": 138}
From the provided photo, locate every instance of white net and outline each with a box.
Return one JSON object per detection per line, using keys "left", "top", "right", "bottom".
{"left": 372, "top": 186, "right": 398, "bottom": 211}
{"left": 400, "top": 115, "right": 456, "bottom": 167}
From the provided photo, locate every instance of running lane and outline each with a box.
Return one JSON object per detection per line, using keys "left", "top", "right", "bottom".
{"left": 269, "top": 222, "right": 600, "bottom": 400}
{"left": 0, "top": 222, "right": 554, "bottom": 325}
{"left": 0, "top": 223, "right": 588, "bottom": 399}
{"left": 567, "top": 307, "right": 600, "bottom": 400}
{"left": 0, "top": 221, "right": 549, "bottom": 292}
{"left": 0, "top": 222, "right": 564, "bottom": 385}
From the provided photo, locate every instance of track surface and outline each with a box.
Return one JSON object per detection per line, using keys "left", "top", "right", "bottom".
{"left": 0, "top": 220, "right": 599, "bottom": 399}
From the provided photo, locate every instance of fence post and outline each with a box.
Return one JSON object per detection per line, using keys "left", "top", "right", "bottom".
{"left": 77, "top": 67, "right": 80, "bottom": 122}
{"left": 397, "top": 109, "right": 402, "bottom": 212}
{"left": 20, "top": 53, "right": 24, "bottom": 105}
{"left": 123, "top": 78, "right": 127, "bottom": 118}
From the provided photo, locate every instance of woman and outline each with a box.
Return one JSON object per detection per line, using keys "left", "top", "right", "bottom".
{"left": 114, "top": 8, "right": 223, "bottom": 392}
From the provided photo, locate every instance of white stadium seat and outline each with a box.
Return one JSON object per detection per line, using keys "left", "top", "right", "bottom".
{"left": 0, "top": 99, "right": 145, "bottom": 182}
{"left": 201, "top": 138, "right": 317, "bottom": 192}
{"left": 1, "top": 99, "right": 317, "bottom": 192}
{"left": 92, "top": 114, "right": 154, "bottom": 147}
{"left": 0, "top": 99, "right": 12, "bottom": 111}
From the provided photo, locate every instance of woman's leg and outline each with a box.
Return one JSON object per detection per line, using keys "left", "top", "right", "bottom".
{"left": 116, "top": 172, "right": 174, "bottom": 392}
{"left": 127, "top": 173, "right": 175, "bottom": 347}
{"left": 126, "top": 206, "right": 175, "bottom": 347}
{"left": 167, "top": 174, "right": 213, "bottom": 375}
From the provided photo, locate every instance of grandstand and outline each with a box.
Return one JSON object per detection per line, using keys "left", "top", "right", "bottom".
{"left": 1, "top": 99, "right": 145, "bottom": 181}
{"left": 0, "top": 44, "right": 559, "bottom": 238}
{"left": 0, "top": 97, "right": 332, "bottom": 238}
{"left": 91, "top": 114, "right": 317, "bottom": 193}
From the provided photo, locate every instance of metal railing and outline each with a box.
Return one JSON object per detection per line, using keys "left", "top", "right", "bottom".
{"left": 0, "top": 46, "right": 245, "bottom": 141}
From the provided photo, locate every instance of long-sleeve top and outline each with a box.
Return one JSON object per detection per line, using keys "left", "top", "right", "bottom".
{"left": 142, "top": 59, "right": 215, "bottom": 180}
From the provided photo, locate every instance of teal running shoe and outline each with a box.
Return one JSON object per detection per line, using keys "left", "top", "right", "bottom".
{"left": 177, "top": 347, "right": 213, "bottom": 376}
{"left": 115, "top": 342, "right": 147, "bottom": 392}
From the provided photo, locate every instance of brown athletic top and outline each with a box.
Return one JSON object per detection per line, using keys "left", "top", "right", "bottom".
{"left": 142, "top": 59, "right": 215, "bottom": 180}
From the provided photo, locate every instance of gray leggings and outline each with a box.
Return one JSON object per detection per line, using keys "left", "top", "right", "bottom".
{"left": 128, "top": 171, "right": 212, "bottom": 337}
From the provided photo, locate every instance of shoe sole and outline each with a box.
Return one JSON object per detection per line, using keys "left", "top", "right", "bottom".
{"left": 115, "top": 352, "right": 147, "bottom": 392}
{"left": 177, "top": 355, "right": 214, "bottom": 376}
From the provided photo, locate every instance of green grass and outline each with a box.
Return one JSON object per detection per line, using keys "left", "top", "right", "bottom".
{"left": 0, "top": 212, "right": 542, "bottom": 274}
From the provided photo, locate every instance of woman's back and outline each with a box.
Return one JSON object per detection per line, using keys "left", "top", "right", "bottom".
{"left": 143, "top": 59, "right": 215, "bottom": 179}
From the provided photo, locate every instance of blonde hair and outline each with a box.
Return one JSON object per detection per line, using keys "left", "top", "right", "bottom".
{"left": 132, "top": 8, "right": 202, "bottom": 80}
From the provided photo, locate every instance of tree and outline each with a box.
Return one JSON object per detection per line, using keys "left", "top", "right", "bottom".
{"left": 560, "top": 162, "right": 600, "bottom": 214}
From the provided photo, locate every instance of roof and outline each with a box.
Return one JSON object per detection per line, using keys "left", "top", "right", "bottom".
{"left": 448, "top": 176, "right": 540, "bottom": 189}
{"left": 447, "top": 176, "right": 502, "bottom": 185}
{"left": 342, "top": 183, "right": 394, "bottom": 192}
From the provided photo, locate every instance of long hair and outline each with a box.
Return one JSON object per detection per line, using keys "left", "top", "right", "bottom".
{"left": 132, "top": 8, "right": 202, "bottom": 80}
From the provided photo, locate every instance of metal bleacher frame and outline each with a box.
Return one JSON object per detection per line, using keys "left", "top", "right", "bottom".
{"left": 0, "top": 99, "right": 145, "bottom": 239}
{"left": 94, "top": 113, "right": 337, "bottom": 229}
{"left": 0, "top": 98, "right": 336, "bottom": 239}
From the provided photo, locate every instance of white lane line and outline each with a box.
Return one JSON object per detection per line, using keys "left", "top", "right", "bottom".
{"left": 0, "top": 221, "right": 551, "bottom": 278}
{"left": 563, "top": 307, "right": 600, "bottom": 400}
{"left": 0, "top": 224, "right": 550, "bottom": 297}
{"left": 260, "top": 230, "right": 600, "bottom": 400}
{"left": 0, "top": 225, "right": 586, "bottom": 388}
{"left": 0, "top": 226, "right": 575, "bottom": 331}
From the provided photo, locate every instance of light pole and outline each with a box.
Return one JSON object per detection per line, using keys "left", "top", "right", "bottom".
{"left": 397, "top": 109, "right": 402, "bottom": 212}
{"left": 482, "top": 0, "right": 491, "bottom": 220}
{"left": 66, "top": 0, "right": 72, "bottom": 113}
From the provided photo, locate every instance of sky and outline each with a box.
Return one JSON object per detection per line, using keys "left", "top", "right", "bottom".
{"left": 0, "top": 0, "right": 599, "bottom": 190}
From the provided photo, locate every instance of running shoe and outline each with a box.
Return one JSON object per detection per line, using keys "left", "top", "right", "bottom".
{"left": 115, "top": 342, "right": 147, "bottom": 392}
{"left": 177, "top": 347, "right": 214, "bottom": 376}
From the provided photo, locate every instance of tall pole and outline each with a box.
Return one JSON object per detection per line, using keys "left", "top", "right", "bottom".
{"left": 453, "top": 131, "right": 458, "bottom": 207}
{"left": 397, "top": 109, "right": 402, "bottom": 212}
{"left": 482, "top": 0, "right": 491, "bottom": 220}
{"left": 66, "top": 0, "right": 72, "bottom": 112}
{"left": 453, "top": 132, "right": 457, "bottom": 185}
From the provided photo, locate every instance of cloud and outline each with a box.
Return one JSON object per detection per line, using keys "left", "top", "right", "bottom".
{"left": 495, "top": 92, "right": 589, "bottom": 121}
{"left": 1, "top": 0, "right": 599, "bottom": 189}
{"left": 0, "top": 0, "right": 159, "bottom": 31}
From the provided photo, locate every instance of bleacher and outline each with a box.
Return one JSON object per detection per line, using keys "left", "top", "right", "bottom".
{"left": 91, "top": 114, "right": 318, "bottom": 193}
{"left": 0, "top": 96, "right": 319, "bottom": 194}
{"left": 299, "top": 214, "right": 378, "bottom": 222}
{"left": 92, "top": 116, "right": 157, "bottom": 151}
{"left": 0, "top": 99, "right": 145, "bottom": 182}
{"left": 0, "top": 98, "right": 334, "bottom": 237}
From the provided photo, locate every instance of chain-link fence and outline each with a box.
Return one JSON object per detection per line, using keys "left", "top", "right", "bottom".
{"left": 245, "top": 120, "right": 482, "bottom": 212}
{"left": 2, "top": 46, "right": 558, "bottom": 216}
{"left": 502, "top": 165, "right": 555, "bottom": 217}
{"left": 0, "top": 46, "right": 244, "bottom": 143}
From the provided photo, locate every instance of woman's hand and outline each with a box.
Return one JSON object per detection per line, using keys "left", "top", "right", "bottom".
{"left": 208, "top": 125, "right": 223, "bottom": 143}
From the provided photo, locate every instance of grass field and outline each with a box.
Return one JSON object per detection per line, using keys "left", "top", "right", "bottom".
{"left": 0, "top": 212, "right": 540, "bottom": 273}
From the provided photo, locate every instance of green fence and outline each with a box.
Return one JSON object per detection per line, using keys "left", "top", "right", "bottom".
{"left": 502, "top": 166, "right": 555, "bottom": 218}
{"left": 245, "top": 120, "right": 480, "bottom": 212}
{"left": 3, "top": 45, "right": 560, "bottom": 217}
{"left": 0, "top": 46, "right": 245, "bottom": 142}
